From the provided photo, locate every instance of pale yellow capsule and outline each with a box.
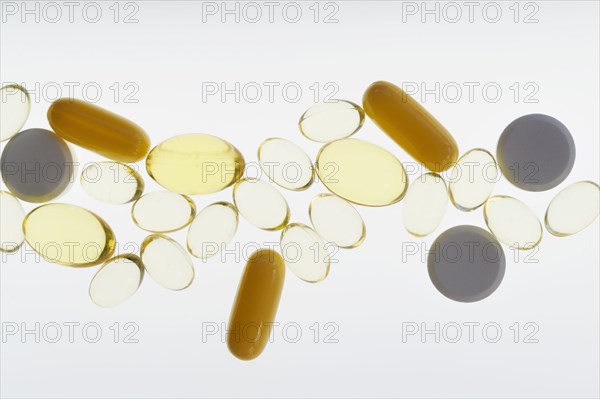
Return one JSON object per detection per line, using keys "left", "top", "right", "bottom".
{"left": 280, "top": 223, "right": 330, "bottom": 283}
{"left": 299, "top": 100, "right": 365, "bottom": 143}
{"left": 258, "top": 138, "right": 314, "bottom": 191}
{"left": 0, "top": 190, "right": 26, "bottom": 253}
{"left": 403, "top": 173, "right": 448, "bottom": 237}
{"left": 484, "top": 196, "right": 542, "bottom": 250}
{"left": 187, "top": 202, "right": 239, "bottom": 259}
{"left": 141, "top": 235, "right": 194, "bottom": 290}
{"left": 89, "top": 254, "right": 144, "bottom": 308}
{"left": 81, "top": 162, "right": 144, "bottom": 205}
{"left": 449, "top": 149, "right": 498, "bottom": 211}
{"left": 132, "top": 191, "right": 196, "bottom": 233}
{"left": 233, "top": 178, "right": 290, "bottom": 231}
{"left": 309, "top": 194, "right": 365, "bottom": 248}
{"left": 545, "top": 181, "right": 599, "bottom": 237}
{"left": 0, "top": 84, "right": 30, "bottom": 142}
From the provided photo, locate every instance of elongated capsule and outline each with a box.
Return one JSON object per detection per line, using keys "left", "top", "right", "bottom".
{"left": 227, "top": 249, "right": 285, "bottom": 361}
{"left": 363, "top": 81, "right": 459, "bottom": 172}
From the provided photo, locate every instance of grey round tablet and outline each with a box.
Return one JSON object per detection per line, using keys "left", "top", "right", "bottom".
{"left": 428, "top": 225, "right": 506, "bottom": 303}
{"left": 497, "top": 114, "right": 575, "bottom": 192}
{"left": 1, "top": 128, "right": 74, "bottom": 203}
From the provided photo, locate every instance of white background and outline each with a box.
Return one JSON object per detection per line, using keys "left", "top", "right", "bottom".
{"left": 1, "top": 1, "right": 599, "bottom": 398}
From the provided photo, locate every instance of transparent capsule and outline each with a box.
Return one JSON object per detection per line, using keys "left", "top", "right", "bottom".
{"left": 299, "top": 100, "right": 365, "bottom": 143}
{"left": 315, "top": 138, "right": 408, "bottom": 206}
{"left": 140, "top": 234, "right": 194, "bottom": 290}
{"left": 1, "top": 84, "right": 31, "bottom": 142}
{"left": 132, "top": 191, "right": 196, "bottom": 233}
{"left": 258, "top": 138, "right": 314, "bottom": 191}
{"left": 449, "top": 148, "right": 498, "bottom": 211}
{"left": 23, "top": 203, "right": 115, "bottom": 266}
{"left": 484, "top": 196, "right": 542, "bottom": 250}
{"left": 89, "top": 254, "right": 144, "bottom": 308}
{"left": 0, "top": 190, "right": 26, "bottom": 253}
{"left": 309, "top": 194, "right": 365, "bottom": 248}
{"left": 280, "top": 223, "right": 330, "bottom": 283}
{"left": 187, "top": 202, "right": 238, "bottom": 259}
{"left": 146, "top": 134, "right": 245, "bottom": 195}
{"left": 233, "top": 178, "right": 290, "bottom": 231}
{"left": 81, "top": 162, "right": 144, "bottom": 205}
{"left": 545, "top": 181, "right": 600, "bottom": 237}
{"left": 403, "top": 173, "right": 448, "bottom": 237}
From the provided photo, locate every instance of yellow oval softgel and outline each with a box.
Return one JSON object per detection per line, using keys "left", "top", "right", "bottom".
{"left": 1, "top": 84, "right": 31, "bottom": 142}
{"left": 146, "top": 134, "right": 245, "bottom": 195}
{"left": 23, "top": 203, "right": 115, "bottom": 266}
{"left": 81, "top": 162, "right": 144, "bottom": 205}
{"left": 545, "top": 181, "right": 600, "bottom": 237}
{"left": 0, "top": 190, "right": 26, "bottom": 253}
{"left": 315, "top": 138, "right": 408, "bottom": 206}
{"left": 89, "top": 254, "right": 144, "bottom": 308}
{"left": 484, "top": 196, "right": 542, "bottom": 250}
{"left": 47, "top": 98, "right": 150, "bottom": 163}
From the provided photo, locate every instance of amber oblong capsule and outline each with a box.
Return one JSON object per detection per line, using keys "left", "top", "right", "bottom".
{"left": 227, "top": 249, "right": 285, "bottom": 361}
{"left": 363, "top": 81, "right": 459, "bottom": 172}
{"left": 47, "top": 98, "right": 150, "bottom": 163}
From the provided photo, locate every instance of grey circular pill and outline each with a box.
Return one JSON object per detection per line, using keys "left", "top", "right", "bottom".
{"left": 1, "top": 128, "right": 74, "bottom": 203}
{"left": 497, "top": 114, "right": 575, "bottom": 192}
{"left": 428, "top": 225, "right": 506, "bottom": 303}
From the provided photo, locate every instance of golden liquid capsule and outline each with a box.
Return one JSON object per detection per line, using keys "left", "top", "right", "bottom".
{"left": 449, "top": 149, "right": 498, "bottom": 211}
{"left": 81, "top": 162, "right": 144, "bottom": 205}
{"left": 258, "top": 138, "right": 314, "bottom": 191}
{"left": 1, "top": 84, "right": 31, "bottom": 142}
{"left": 140, "top": 234, "right": 194, "bottom": 290}
{"left": 47, "top": 98, "right": 150, "bottom": 163}
{"left": 0, "top": 190, "right": 26, "bottom": 253}
{"left": 146, "top": 134, "right": 245, "bottom": 195}
{"left": 132, "top": 191, "right": 196, "bottom": 233}
{"left": 545, "top": 181, "right": 600, "bottom": 237}
{"left": 280, "top": 223, "right": 330, "bottom": 283}
{"left": 23, "top": 203, "right": 115, "bottom": 266}
{"left": 309, "top": 194, "right": 365, "bottom": 248}
{"left": 363, "top": 81, "right": 459, "bottom": 172}
{"left": 89, "top": 254, "right": 144, "bottom": 308}
{"left": 233, "top": 178, "right": 290, "bottom": 231}
{"left": 298, "top": 100, "right": 365, "bottom": 143}
{"left": 315, "top": 138, "right": 408, "bottom": 207}
{"left": 403, "top": 173, "right": 448, "bottom": 237}
{"left": 227, "top": 248, "right": 285, "bottom": 361}
{"left": 187, "top": 202, "right": 238, "bottom": 259}
{"left": 484, "top": 196, "right": 542, "bottom": 250}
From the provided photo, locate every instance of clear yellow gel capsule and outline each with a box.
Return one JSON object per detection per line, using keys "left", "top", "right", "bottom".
{"left": 233, "top": 178, "right": 290, "bottom": 231}
{"left": 258, "top": 138, "right": 314, "bottom": 191}
{"left": 187, "top": 202, "right": 238, "bottom": 259}
{"left": 309, "top": 194, "right": 365, "bottom": 248}
{"left": 132, "top": 191, "right": 196, "bottom": 233}
{"left": 146, "top": 134, "right": 245, "bottom": 195}
{"left": 299, "top": 100, "right": 365, "bottom": 143}
{"left": 81, "top": 162, "right": 144, "bottom": 205}
{"left": 484, "top": 196, "right": 542, "bottom": 250}
{"left": 403, "top": 173, "right": 448, "bottom": 237}
{"left": 89, "top": 254, "right": 144, "bottom": 308}
{"left": 545, "top": 181, "right": 600, "bottom": 237}
{"left": 0, "top": 190, "right": 26, "bottom": 253}
{"left": 280, "top": 223, "right": 330, "bottom": 283}
{"left": 23, "top": 203, "right": 115, "bottom": 266}
{"left": 1, "top": 84, "right": 31, "bottom": 142}
{"left": 449, "top": 149, "right": 498, "bottom": 211}
{"left": 315, "top": 138, "right": 408, "bottom": 206}
{"left": 140, "top": 234, "right": 194, "bottom": 290}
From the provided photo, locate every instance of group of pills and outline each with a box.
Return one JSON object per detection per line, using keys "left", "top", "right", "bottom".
{"left": 1, "top": 80, "right": 598, "bottom": 360}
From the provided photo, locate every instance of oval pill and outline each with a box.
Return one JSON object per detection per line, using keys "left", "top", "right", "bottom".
{"left": 403, "top": 173, "right": 448, "bottom": 237}
{"left": 545, "top": 181, "right": 600, "bottom": 237}
{"left": 227, "top": 248, "right": 285, "bottom": 361}
{"left": 233, "top": 178, "right": 290, "bottom": 231}
{"left": 298, "top": 100, "right": 365, "bottom": 143}
{"left": 280, "top": 223, "right": 330, "bottom": 283}
{"left": 258, "top": 138, "right": 314, "bottom": 191}
{"left": 89, "top": 254, "right": 144, "bottom": 308}
{"left": 81, "top": 162, "right": 144, "bottom": 205}
{"left": 309, "top": 194, "right": 365, "bottom": 248}
{"left": 363, "top": 80, "right": 459, "bottom": 172}
{"left": 1, "top": 84, "right": 31, "bottom": 142}
{"left": 141, "top": 234, "right": 194, "bottom": 290}
{"left": 449, "top": 148, "right": 498, "bottom": 211}
{"left": 0, "top": 190, "right": 26, "bottom": 253}
{"left": 315, "top": 138, "right": 408, "bottom": 206}
{"left": 187, "top": 202, "right": 238, "bottom": 259}
{"left": 132, "top": 191, "right": 196, "bottom": 233}
{"left": 484, "top": 196, "right": 542, "bottom": 250}
{"left": 23, "top": 203, "right": 115, "bottom": 266}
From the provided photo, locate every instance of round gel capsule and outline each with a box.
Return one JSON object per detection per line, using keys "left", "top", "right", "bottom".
{"left": 280, "top": 223, "right": 330, "bottom": 283}
{"left": 428, "top": 225, "right": 506, "bottom": 303}
{"left": 187, "top": 202, "right": 239, "bottom": 259}
{"left": 258, "top": 138, "right": 314, "bottom": 191}
{"left": 146, "top": 134, "right": 245, "bottom": 195}
{"left": 309, "top": 194, "right": 365, "bottom": 248}
{"left": 545, "top": 181, "right": 600, "bottom": 237}
{"left": 315, "top": 138, "right": 408, "bottom": 207}
{"left": 298, "top": 100, "right": 365, "bottom": 143}
{"left": 1, "top": 84, "right": 31, "bottom": 142}
{"left": 141, "top": 234, "right": 194, "bottom": 290}
{"left": 132, "top": 191, "right": 196, "bottom": 233}
{"left": 23, "top": 203, "right": 115, "bottom": 266}
{"left": 89, "top": 254, "right": 144, "bottom": 308}
{"left": 0, "top": 190, "right": 26, "bottom": 253}
{"left": 403, "top": 173, "right": 448, "bottom": 237}
{"left": 233, "top": 178, "right": 290, "bottom": 231}
{"left": 81, "top": 162, "right": 144, "bottom": 205}
{"left": 484, "top": 196, "right": 542, "bottom": 250}
{"left": 449, "top": 148, "right": 498, "bottom": 211}
{"left": 1, "top": 128, "right": 75, "bottom": 203}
